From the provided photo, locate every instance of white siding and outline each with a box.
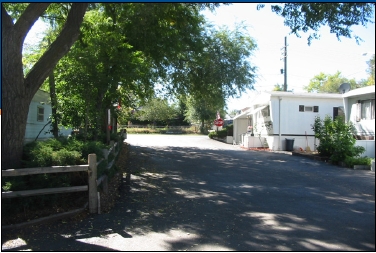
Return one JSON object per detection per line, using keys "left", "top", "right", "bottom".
{"left": 24, "top": 90, "right": 72, "bottom": 143}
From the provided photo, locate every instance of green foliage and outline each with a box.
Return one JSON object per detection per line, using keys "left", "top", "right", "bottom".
{"left": 304, "top": 71, "right": 363, "bottom": 93}
{"left": 366, "top": 54, "right": 375, "bottom": 86}
{"left": 273, "top": 84, "right": 284, "bottom": 91}
{"left": 258, "top": 3, "right": 375, "bottom": 45}
{"left": 208, "top": 125, "right": 232, "bottom": 139}
{"left": 136, "top": 97, "right": 178, "bottom": 125}
{"left": 344, "top": 156, "right": 372, "bottom": 167}
{"left": 22, "top": 138, "right": 107, "bottom": 168}
{"left": 312, "top": 115, "right": 365, "bottom": 164}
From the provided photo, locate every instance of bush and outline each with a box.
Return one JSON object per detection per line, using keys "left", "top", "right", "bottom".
{"left": 208, "top": 128, "right": 228, "bottom": 139}
{"left": 312, "top": 115, "right": 365, "bottom": 164}
{"left": 344, "top": 156, "right": 372, "bottom": 167}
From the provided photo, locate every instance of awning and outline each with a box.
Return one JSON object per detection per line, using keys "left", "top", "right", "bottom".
{"left": 246, "top": 105, "right": 267, "bottom": 116}
{"left": 233, "top": 108, "right": 253, "bottom": 120}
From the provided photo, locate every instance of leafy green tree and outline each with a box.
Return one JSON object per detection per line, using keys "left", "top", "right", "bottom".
{"left": 2, "top": 3, "right": 88, "bottom": 169}
{"left": 304, "top": 71, "right": 361, "bottom": 93}
{"left": 273, "top": 84, "right": 284, "bottom": 91}
{"left": 135, "top": 97, "right": 178, "bottom": 126}
{"left": 177, "top": 24, "right": 257, "bottom": 133}
{"left": 257, "top": 3, "right": 375, "bottom": 44}
{"left": 366, "top": 54, "right": 375, "bottom": 86}
{"left": 184, "top": 95, "right": 226, "bottom": 134}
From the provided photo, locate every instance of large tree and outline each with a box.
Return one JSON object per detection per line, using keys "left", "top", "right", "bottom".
{"left": 2, "top": 3, "right": 88, "bottom": 169}
{"left": 258, "top": 3, "right": 375, "bottom": 44}
{"left": 135, "top": 97, "right": 178, "bottom": 126}
{"left": 304, "top": 71, "right": 361, "bottom": 93}
{"left": 54, "top": 3, "right": 212, "bottom": 138}
{"left": 366, "top": 54, "right": 375, "bottom": 86}
{"left": 177, "top": 24, "right": 257, "bottom": 133}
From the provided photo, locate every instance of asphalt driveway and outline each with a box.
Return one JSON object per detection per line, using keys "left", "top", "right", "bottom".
{"left": 2, "top": 134, "right": 375, "bottom": 251}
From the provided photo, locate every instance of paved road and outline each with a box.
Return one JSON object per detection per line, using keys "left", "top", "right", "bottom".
{"left": 2, "top": 134, "right": 375, "bottom": 251}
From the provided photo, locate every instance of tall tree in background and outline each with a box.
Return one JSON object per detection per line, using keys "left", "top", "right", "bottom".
{"left": 135, "top": 97, "right": 178, "bottom": 126}
{"left": 366, "top": 54, "right": 375, "bottom": 86}
{"left": 176, "top": 24, "right": 257, "bottom": 133}
{"left": 2, "top": 3, "right": 88, "bottom": 169}
{"left": 304, "top": 71, "right": 361, "bottom": 93}
{"left": 257, "top": 3, "right": 375, "bottom": 44}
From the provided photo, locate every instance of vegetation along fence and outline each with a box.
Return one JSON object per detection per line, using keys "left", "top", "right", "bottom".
{"left": 1, "top": 130, "right": 125, "bottom": 229}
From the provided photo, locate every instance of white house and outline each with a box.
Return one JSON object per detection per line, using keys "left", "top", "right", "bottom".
{"left": 342, "top": 85, "right": 375, "bottom": 158}
{"left": 25, "top": 90, "right": 71, "bottom": 143}
{"left": 233, "top": 91, "right": 343, "bottom": 151}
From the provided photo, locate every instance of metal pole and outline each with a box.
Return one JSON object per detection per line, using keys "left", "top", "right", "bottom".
{"left": 284, "top": 36, "right": 287, "bottom": 91}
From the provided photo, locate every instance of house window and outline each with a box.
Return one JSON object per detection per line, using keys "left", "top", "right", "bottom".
{"left": 333, "top": 107, "right": 345, "bottom": 120}
{"left": 37, "top": 106, "right": 44, "bottom": 122}
{"left": 305, "top": 106, "right": 313, "bottom": 112}
{"left": 299, "top": 105, "right": 318, "bottom": 112}
{"left": 261, "top": 106, "right": 270, "bottom": 117}
{"left": 360, "top": 99, "right": 375, "bottom": 120}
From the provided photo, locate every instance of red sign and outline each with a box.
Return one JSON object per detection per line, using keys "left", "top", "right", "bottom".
{"left": 214, "top": 118, "right": 224, "bottom": 127}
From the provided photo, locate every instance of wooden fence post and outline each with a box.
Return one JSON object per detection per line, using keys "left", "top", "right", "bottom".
{"left": 88, "top": 154, "right": 98, "bottom": 214}
{"left": 102, "top": 149, "right": 109, "bottom": 160}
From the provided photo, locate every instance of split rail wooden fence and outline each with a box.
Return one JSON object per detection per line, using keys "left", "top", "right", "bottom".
{"left": 1, "top": 132, "right": 125, "bottom": 229}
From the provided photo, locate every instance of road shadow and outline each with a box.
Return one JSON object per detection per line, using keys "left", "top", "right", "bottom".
{"left": 2, "top": 144, "right": 375, "bottom": 251}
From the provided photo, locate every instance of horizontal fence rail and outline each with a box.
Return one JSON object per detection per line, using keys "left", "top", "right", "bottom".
{"left": 2, "top": 131, "right": 124, "bottom": 219}
{"left": 2, "top": 165, "right": 89, "bottom": 177}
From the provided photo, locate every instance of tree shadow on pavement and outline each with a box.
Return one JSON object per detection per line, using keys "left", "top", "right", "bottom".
{"left": 2, "top": 144, "right": 375, "bottom": 251}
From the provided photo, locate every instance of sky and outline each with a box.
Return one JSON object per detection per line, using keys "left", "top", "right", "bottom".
{"left": 23, "top": 3, "right": 375, "bottom": 112}
{"left": 201, "top": 3, "right": 375, "bottom": 112}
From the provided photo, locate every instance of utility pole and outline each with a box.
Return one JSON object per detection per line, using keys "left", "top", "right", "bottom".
{"left": 280, "top": 36, "right": 288, "bottom": 91}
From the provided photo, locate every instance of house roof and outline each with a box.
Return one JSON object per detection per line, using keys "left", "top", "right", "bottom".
{"left": 265, "top": 91, "right": 343, "bottom": 99}
{"left": 32, "top": 90, "right": 50, "bottom": 104}
{"left": 342, "top": 85, "right": 375, "bottom": 98}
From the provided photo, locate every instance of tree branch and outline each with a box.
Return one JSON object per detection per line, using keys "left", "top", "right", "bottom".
{"left": 13, "top": 3, "right": 50, "bottom": 46}
{"left": 25, "top": 3, "right": 89, "bottom": 96}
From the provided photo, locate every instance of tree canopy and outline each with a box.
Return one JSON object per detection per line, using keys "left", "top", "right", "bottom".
{"left": 2, "top": 2, "right": 374, "bottom": 169}
{"left": 303, "top": 71, "right": 363, "bottom": 93}
{"left": 257, "top": 3, "right": 375, "bottom": 44}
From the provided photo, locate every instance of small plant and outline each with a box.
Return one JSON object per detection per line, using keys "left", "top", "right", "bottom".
{"left": 344, "top": 156, "right": 372, "bottom": 167}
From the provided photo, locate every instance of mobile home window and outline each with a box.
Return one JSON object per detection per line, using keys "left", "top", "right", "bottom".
{"left": 361, "top": 99, "right": 375, "bottom": 120}
{"left": 261, "top": 106, "right": 270, "bottom": 117}
{"left": 299, "top": 105, "right": 304, "bottom": 112}
{"left": 305, "top": 106, "right": 313, "bottom": 112}
{"left": 37, "top": 106, "right": 44, "bottom": 122}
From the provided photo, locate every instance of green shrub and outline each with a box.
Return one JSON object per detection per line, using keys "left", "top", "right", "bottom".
{"left": 51, "top": 149, "right": 83, "bottom": 166}
{"left": 208, "top": 129, "right": 227, "bottom": 139}
{"left": 208, "top": 131, "right": 216, "bottom": 139}
{"left": 81, "top": 141, "right": 107, "bottom": 162}
{"left": 312, "top": 115, "right": 365, "bottom": 164}
{"left": 344, "top": 156, "right": 372, "bottom": 167}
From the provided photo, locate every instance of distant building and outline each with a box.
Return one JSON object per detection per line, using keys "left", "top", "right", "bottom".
{"left": 25, "top": 90, "right": 71, "bottom": 143}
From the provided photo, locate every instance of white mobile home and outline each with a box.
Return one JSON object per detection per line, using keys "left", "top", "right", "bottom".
{"left": 25, "top": 90, "right": 71, "bottom": 143}
{"left": 342, "top": 85, "right": 375, "bottom": 158}
{"left": 233, "top": 91, "right": 343, "bottom": 151}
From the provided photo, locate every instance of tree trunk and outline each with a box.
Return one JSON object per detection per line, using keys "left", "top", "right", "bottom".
{"left": 1, "top": 3, "right": 88, "bottom": 169}
{"left": 200, "top": 119, "right": 205, "bottom": 134}
{"left": 49, "top": 71, "right": 59, "bottom": 138}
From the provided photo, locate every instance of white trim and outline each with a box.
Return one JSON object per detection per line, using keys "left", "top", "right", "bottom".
{"left": 246, "top": 105, "right": 268, "bottom": 116}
